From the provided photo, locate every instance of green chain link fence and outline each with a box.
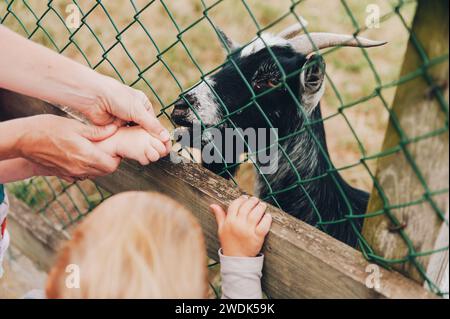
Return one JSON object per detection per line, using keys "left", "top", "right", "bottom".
{"left": 1, "top": 0, "right": 448, "bottom": 297}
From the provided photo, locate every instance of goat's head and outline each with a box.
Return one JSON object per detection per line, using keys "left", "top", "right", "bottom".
{"left": 171, "top": 22, "right": 386, "bottom": 142}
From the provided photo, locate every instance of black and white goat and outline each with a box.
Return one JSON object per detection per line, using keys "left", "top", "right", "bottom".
{"left": 171, "top": 24, "right": 386, "bottom": 247}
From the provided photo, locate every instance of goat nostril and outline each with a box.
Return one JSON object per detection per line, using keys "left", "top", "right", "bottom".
{"left": 172, "top": 107, "right": 186, "bottom": 115}
{"left": 177, "top": 94, "right": 197, "bottom": 108}
{"left": 173, "top": 101, "right": 190, "bottom": 114}
{"left": 172, "top": 101, "right": 191, "bottom": 119}
{"left": 175, "top": 100, "right": 186, "bottom": 108}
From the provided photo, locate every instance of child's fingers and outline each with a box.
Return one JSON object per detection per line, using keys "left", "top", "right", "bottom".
{"left": 138, "top": 154, "right": 150, "bottom": 166}
{"left": 150, "top": 137, "right": 167, "bottom": 157}
{"left": 145, "top": 147, "right": 160, "bottom": 163}
{"left": 248, "top": 202, "right": 268, "bottom": 226}
{"left": 228, "top": 195, "right": 249, "bottom": 218}
{"left": 164, "top": 140, "right": 172, "bottom": 155}
{"left": 255, "top": 213, "right": 273, "bottom": 237}
{"left": 210, "top": 204, "right": 226, "bottom": 229}
{"left": 237, "top": 197, "right": 260, "bottom": 219}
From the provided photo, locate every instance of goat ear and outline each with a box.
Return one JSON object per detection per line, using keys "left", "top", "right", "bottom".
{"left": 216, "top": 28, "right": 240, "bottom": 52}
{"left": 299, "top": 54, "right": 326, "bottom": 112}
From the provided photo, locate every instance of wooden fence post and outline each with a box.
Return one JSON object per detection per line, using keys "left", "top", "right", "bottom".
{"left": 362, "top": 0, "right": 449, "bottom": 292}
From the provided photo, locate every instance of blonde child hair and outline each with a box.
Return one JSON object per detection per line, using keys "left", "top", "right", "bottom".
{"left": 46, "top": 191, "right": 208, "bottom": 299}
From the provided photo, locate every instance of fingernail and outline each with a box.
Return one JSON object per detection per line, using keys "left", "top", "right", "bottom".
{"left": 160, "top": 130, "right": 170, "bottom": 142}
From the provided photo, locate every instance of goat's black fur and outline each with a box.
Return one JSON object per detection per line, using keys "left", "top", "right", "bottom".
{"left": 172, "top": 43, "right": 369, "bottom": 247}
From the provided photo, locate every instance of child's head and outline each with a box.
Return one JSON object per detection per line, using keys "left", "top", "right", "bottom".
{"left": 46, "top": 191, "right": 208, "bottom": 299}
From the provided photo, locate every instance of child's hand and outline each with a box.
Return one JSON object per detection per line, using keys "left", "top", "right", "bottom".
{"left": 96, "top": 126, "right": 168, "bottom": 166}
{"left": 210, "top": 196, "right": 272, "bottom": 257}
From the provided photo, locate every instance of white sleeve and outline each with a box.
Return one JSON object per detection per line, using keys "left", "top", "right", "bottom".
{"left": 219, "top": 249, "right": 264, "bottom": 299}
{"left": 0, "top": 193, "right": 10, "bottom": 279}
{"left": 0, "top": 192, "right": 8, "bottom": 224}
{"left": 23, "top": 289, "right": 46, "bottom": 299}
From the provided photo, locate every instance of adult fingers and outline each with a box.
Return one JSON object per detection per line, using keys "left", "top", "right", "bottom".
{"left": 228, "top": 196, "right": 249, "bottom": 218}
{"left": 87, "top": 148, "right": 121, "bottom": 176}
{"left": 80, "top": 123, "right": 118, "bottom": 142}
{"left": 255, "top": 213, "right": 273, "bottom": 237}
{"left": 248, "top": 202, "right": 268, "bottom": 226}
{"left": 112, "top": 118, "right": 126, "bottom": 128}
{"left": 132, "top": 93, "right": 170, "bottom": 143}
{"left": 60, "top": 176, "right": 76, "bottom": 184}
{"left": 142, "top": 96, "right": 156, "bottom": 117}
{"left": 137, "top": 111, "right": 170, "bottom": 143}
{"left": 237, "top": 197, "right": 260, "bottom": 219}
{"left": 210, "top": 204, "right": 226, "bottom": 230}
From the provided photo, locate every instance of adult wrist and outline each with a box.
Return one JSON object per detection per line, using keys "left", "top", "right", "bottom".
{"left": 13, "top": 117, "right": 36, "bottom": 159}
{"left": 0, "top": 117, "right": 33, "bottom": 160}
{"left": 60, "top": 72, "right": 111, "bottom": 115}
{"left": 96, "top": 75, "right": 121, "bottom": 109}
{"left": 66, "top": 73, "right": 120, "bottom": 123}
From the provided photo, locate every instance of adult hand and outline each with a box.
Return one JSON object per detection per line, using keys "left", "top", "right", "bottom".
{"left": 74, "top": 77, "right": 171, "bottom": 153}
{"left": 15, "top": 115, "right": 121, "bottom": 178}
{"left": 0, "top": 26, "right": 170, "bottom": 153}
{"left": 29, "top": 160, "right": 76, "bottom": 183}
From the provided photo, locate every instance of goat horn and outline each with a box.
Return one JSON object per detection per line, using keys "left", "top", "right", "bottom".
{"left": 290, "top": 32, "right": 387, "bottom": 55}
{"left": 277, "top": 17, "right": 309, "bottom": 39}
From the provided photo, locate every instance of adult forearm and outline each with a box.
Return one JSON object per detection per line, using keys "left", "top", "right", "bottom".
{"left": 0, "top": 25, "right": 110, "bottom": 112}
{"left": 0, "top": 118, "right": 27, "bottom": 160}
{"left": 0, "top": 158, "right": 36, "bottom": 183}
{"left": 0, "top": 26, "right": 170, "bottom": 144}
{"left": 1, "top": 114, "right": 120, "bottom": 178}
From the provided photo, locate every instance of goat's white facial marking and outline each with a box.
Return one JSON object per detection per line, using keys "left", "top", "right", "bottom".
{"left": 241, "top": 33, "right": 290, "bottom": 58}
{"left": 188, "top": 78, "right": 223, "bottom": 127}
{"left": 300, "top": 70, "right": 326, "bottom": 113}
{"left": 299, "top": 55, "right": 327, "bottom": 113}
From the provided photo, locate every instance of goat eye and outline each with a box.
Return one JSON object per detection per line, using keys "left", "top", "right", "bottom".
{"left": 253, "top": 79, "right": 281, "bottom": 91}
{"left": 268, "top": 79, "right": 280, "bottom": 88}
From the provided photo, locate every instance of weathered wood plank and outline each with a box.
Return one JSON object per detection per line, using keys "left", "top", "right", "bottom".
{"left": 0, "top": 90, "right": 67, "bottom": 120}
{"left": 362, "top": 0, "right": 449, "bottom": 290}
{"left": 0, "top": 89, "right": 439, "bottom": 299}
{"left": 7, "top": 196, "right": 69, "bottom": 272}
